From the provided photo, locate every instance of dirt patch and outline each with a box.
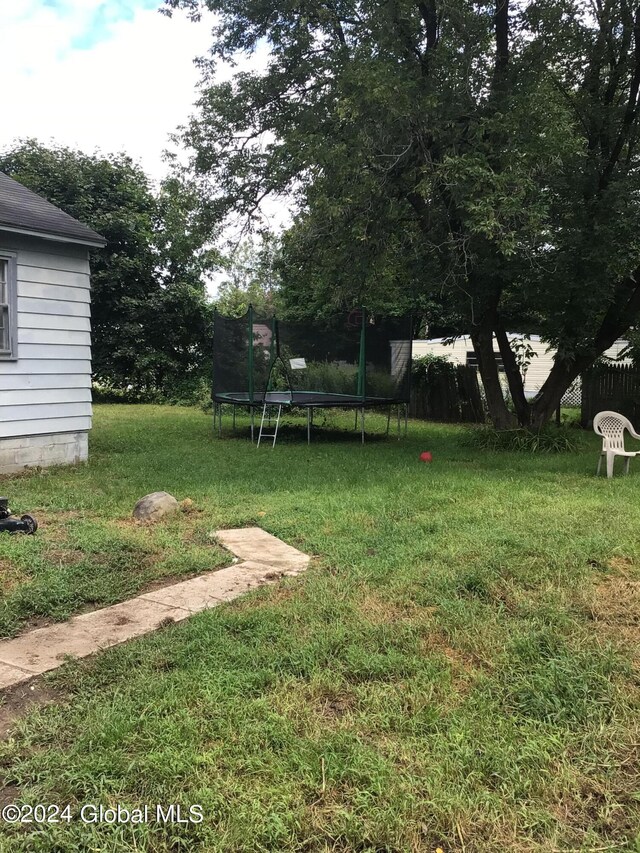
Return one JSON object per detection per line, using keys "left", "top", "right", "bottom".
{"left": 44, "top": 548, "right": 85, "bottom": 567}
{"left": 547, "top": 733, "right": 640, "bottom": 845}
{"left": 358, "top": 592, "right": 426, "bottom": 625}
{"left": 590, "top": 578, "right": 640, "bottom": 627}
{"left": 18, "top": 615, "right": 57, "bottom": 635}
{"left": 0, "top": 679, "right": 63, "bottom": 740}
{"left": 38, "top": 510, "right": 84, "bottom": 520}
{"left": 33, "top": 510, "right": 88, "bottom": 543}
{"left": 608, "top": 555, "right": 636, "bottom": 574}
{"left": 421, "top": 632, "right": 481, "bottom": 672}
{"left": 267, "top": 682, "right": 357, "bottom": 730}
{"left": 318, "top": 693, "right": 354, "bottom": 720}
{"left": 0, "top": 680, "right": 65, "bottom": 806}
{"left": 0, "top": 558, "right": 30, "bottom": 595}
{"left": 589, "top": 577, "right": 640, "bottom": 668}
{"left": 110, "top": 517, "right": 140, "bottom": 531}
{"left": 0, "top": 784, "right": 21, "bottom": 808}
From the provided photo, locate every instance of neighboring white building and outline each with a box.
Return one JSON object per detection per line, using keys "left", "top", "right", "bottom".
{"left": 0, "top": 172, "right": 105, "bottom": 474}
{"left": 413, "top": 334, "right": 630, "bottom": 399}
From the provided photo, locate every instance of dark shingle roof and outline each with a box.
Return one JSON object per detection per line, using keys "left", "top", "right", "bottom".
{"left": 0, "top": 172, "right": 106, "bottom": 247}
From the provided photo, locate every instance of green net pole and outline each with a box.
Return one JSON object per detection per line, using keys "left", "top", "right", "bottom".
{"left": 212, "top": 309, "right": 219, "bottom": 432}
{"left": 357, "top": 307, "right": 366, "bottom": 399}
{"left": 267, "top": 316, "right": 277, "bottom": 391}
{"left": 248, "top": 304, "right": 254, "bottom": 403}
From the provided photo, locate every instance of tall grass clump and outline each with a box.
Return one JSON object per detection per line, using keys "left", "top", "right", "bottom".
{"left": 465, "top": 424, "right": 586, "bottom": 453}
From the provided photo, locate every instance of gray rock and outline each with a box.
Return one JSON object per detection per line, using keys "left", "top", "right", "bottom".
{"left": 133, "top": 491, "right": 179, "bottom": 523}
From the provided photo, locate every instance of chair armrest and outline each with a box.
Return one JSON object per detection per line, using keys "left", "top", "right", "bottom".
{"left": 629, "top": 427, "right": 640, "bottom": 441}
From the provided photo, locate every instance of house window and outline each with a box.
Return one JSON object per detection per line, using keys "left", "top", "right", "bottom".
{"left": 466, "top": 350, "right": 505, "bottom": 371}
{"left": 0, "top": 254, "right": 17, "bottom": 359}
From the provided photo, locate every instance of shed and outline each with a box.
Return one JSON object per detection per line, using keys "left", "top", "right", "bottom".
{"left": 0, "top": 172, "right": 105, "bottom": 474}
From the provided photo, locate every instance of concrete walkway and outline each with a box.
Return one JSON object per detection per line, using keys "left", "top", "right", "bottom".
{"left": 0, "top": 528, "right": 310, "bottom": 691}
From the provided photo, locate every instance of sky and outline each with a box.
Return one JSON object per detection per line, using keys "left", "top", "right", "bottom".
{"left": 1, "top": 0, "right": 215, "bottom": 183}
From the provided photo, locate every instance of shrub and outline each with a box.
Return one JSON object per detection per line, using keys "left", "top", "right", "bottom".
{"left": 411, "top": 353, "right": 455, "bottom": 385}
{"left": 465, "top": 424, "right": 586, "bottom": 453}
{"left": 93, "top": 378, "right": 212, "bottom": 408}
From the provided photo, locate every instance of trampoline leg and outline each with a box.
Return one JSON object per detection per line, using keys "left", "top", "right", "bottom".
{"left": 232, "top": 405, "right": 237, "bottom": 432}
{"left": 404, "top": 404, "right": 408, "bottom": 437}
{"left": 213, "top": 402, "right": 217, "bottom": 432}
{"left": 386, "top": 407, "right": 391, "bottom": 437}
{"left": 361, "top": 407, "right": 365, "bottom": 445}
{"left": 307, "top": 408, "right": 311, "bottom": 445}
{"left": 218, "top": 405, "right": 222, "bottom": 438}
{"left": 250, "top": 408, "right": 255, "bottom": 443}
{"left": 272, "top": 405, "right": 282, "bottom": 448}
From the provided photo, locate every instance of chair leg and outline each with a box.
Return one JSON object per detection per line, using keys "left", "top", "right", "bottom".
{"left": 596, "top": 454, "right": 602, "bottom": 476}
{"left": 625, "top": 457, "right": 631, "bottom": 475}
{"left": 606, "top": 452, "right": 615, "bottom": 479}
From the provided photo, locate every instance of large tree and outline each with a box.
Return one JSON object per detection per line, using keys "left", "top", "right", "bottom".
{"left": 0, "top": 140, "right": 216, "bottom": 395}
{"left": 216, "top": 234, "right": 282, "bottom": 317}
{"left": 165, "top": 0, "right": 640, "bottom": 428}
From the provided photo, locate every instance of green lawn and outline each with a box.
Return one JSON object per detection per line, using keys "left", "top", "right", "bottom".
{"left": 0, "top": 404, "right": 638, "bottom": 852}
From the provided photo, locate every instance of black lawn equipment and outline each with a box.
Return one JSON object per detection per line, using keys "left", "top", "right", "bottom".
{"left": 0, "top": 498, "right": 38, "bottom": 534}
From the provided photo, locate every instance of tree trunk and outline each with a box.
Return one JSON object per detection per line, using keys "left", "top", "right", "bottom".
{"left": 471, "top": 327, "right": 516, "bottom": 429}
{"left": 494, "top": 326, "right": 531, "bottom": 426}
{"left": 529, "top": 274, "right": 640, "bottom": 427}
{"left": 529, "top": 360, "right": 581, "bottom": 428}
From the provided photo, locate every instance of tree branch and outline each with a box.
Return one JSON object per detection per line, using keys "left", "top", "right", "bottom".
{"left": 495, "top": 325, "right": 530, "bottom": 424}
{"left": 417, "top": 0, "right": 438, "bottom": 52}
{"left": 492, "top": 0, "right": 510, "bottom": 93}
{"left": 389, "top": 1, "right": 429, "bottom": 75}
{"left": 599, "top": 6, "right": 640, "bottom": 189}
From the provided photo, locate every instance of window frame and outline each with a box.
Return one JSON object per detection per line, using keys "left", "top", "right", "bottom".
{"left": 0, "top": 251, "right": 18, "bottom": 361}
{"left": 466, "top": 350, "right": 505, "bottom": 372}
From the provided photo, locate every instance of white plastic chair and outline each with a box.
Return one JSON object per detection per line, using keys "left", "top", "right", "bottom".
{"left": 593, "top": 411, "right": 640, "bottom": 478}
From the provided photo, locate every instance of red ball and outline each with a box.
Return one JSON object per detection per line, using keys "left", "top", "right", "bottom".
{"left": 420, "top": 451, "right": 433, "bottom": 463}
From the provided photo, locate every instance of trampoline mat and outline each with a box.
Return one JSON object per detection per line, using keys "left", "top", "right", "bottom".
{"left": 214, "top": 391, "right": 402, "bottom": 408}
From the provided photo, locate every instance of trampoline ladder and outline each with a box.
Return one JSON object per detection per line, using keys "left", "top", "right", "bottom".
{"left": 257, "top": 403, "right": 282, "bottom": 448}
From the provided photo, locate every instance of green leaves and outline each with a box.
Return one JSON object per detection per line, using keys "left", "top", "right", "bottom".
{"left": 0, "top": 140, "right": 217, "bottom": 397}
{"left": 164, "top": 0, "right": 640, "bottom": 424}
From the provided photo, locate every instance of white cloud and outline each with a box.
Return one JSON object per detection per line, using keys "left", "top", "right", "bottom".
{"left": 1, "top": 0, "right": 293, "bottom": 285}
{"left": 1, "top": 1, "right": 215, "bottom": 184}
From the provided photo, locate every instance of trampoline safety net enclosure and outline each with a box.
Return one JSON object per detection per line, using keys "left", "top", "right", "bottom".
{"left": 213, "top": 307, "right": 413, "bottom": 441}
{"left": 213, "top": 308, "right": 411, "bottom": 408}
{"left": 213, "top": 308, "right": 412, "bottom": 440}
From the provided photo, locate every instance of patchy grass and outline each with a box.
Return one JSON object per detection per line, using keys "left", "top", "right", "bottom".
{"left": 0, "top": 418, "right": 231, "bottom": 637}
{"left": 0, "top": 404, "right": 639, "bottom": 851}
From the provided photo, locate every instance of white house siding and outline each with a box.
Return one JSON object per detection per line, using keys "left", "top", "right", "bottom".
{"left": 413, "top": 335, "right": 630, "bottom": 399}
{"left": 0, "top": 234, "right": 92, "bottom": 473}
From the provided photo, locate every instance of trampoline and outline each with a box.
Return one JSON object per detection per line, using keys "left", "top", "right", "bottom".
{"left": 213, "top": 307, "right": 413, "bottom": 444}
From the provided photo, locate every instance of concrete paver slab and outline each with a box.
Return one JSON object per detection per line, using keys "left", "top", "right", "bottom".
{"left": 0, "top": 662, "right": 33, "bottom": 690}
{"left": 0, "top": 599, "right": 189, "bottom": 676}
{"left": 0, "top": 621, "right": 98, "bottom": 676}
{"left": 71, "top": 597, "right": 191, "bottom": 644}
{"left": 139, "top": 560, "right": 282, "bottom": 612}
{"left": 215, "top": 527, "right": 310, "bottom": 570}
{"left": 140, "top": 574, "right": 228, "bottom": 612}
{"left": 0, "top": 528, "right": 311, "bottom": 692}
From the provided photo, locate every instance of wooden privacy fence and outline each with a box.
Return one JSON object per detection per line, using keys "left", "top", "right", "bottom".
{"left": 581, "top": 364, "right": 640, "bottom": 427}
{"left": 410, "top": 364, "right": 485, "bottom": 423}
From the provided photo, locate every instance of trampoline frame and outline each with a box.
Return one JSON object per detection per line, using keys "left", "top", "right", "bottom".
{"left": 212, "top": 395, "right": 409, "bottom": 445}
{"left": 213, "top": 305, "right": 412, "bottom": 444}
